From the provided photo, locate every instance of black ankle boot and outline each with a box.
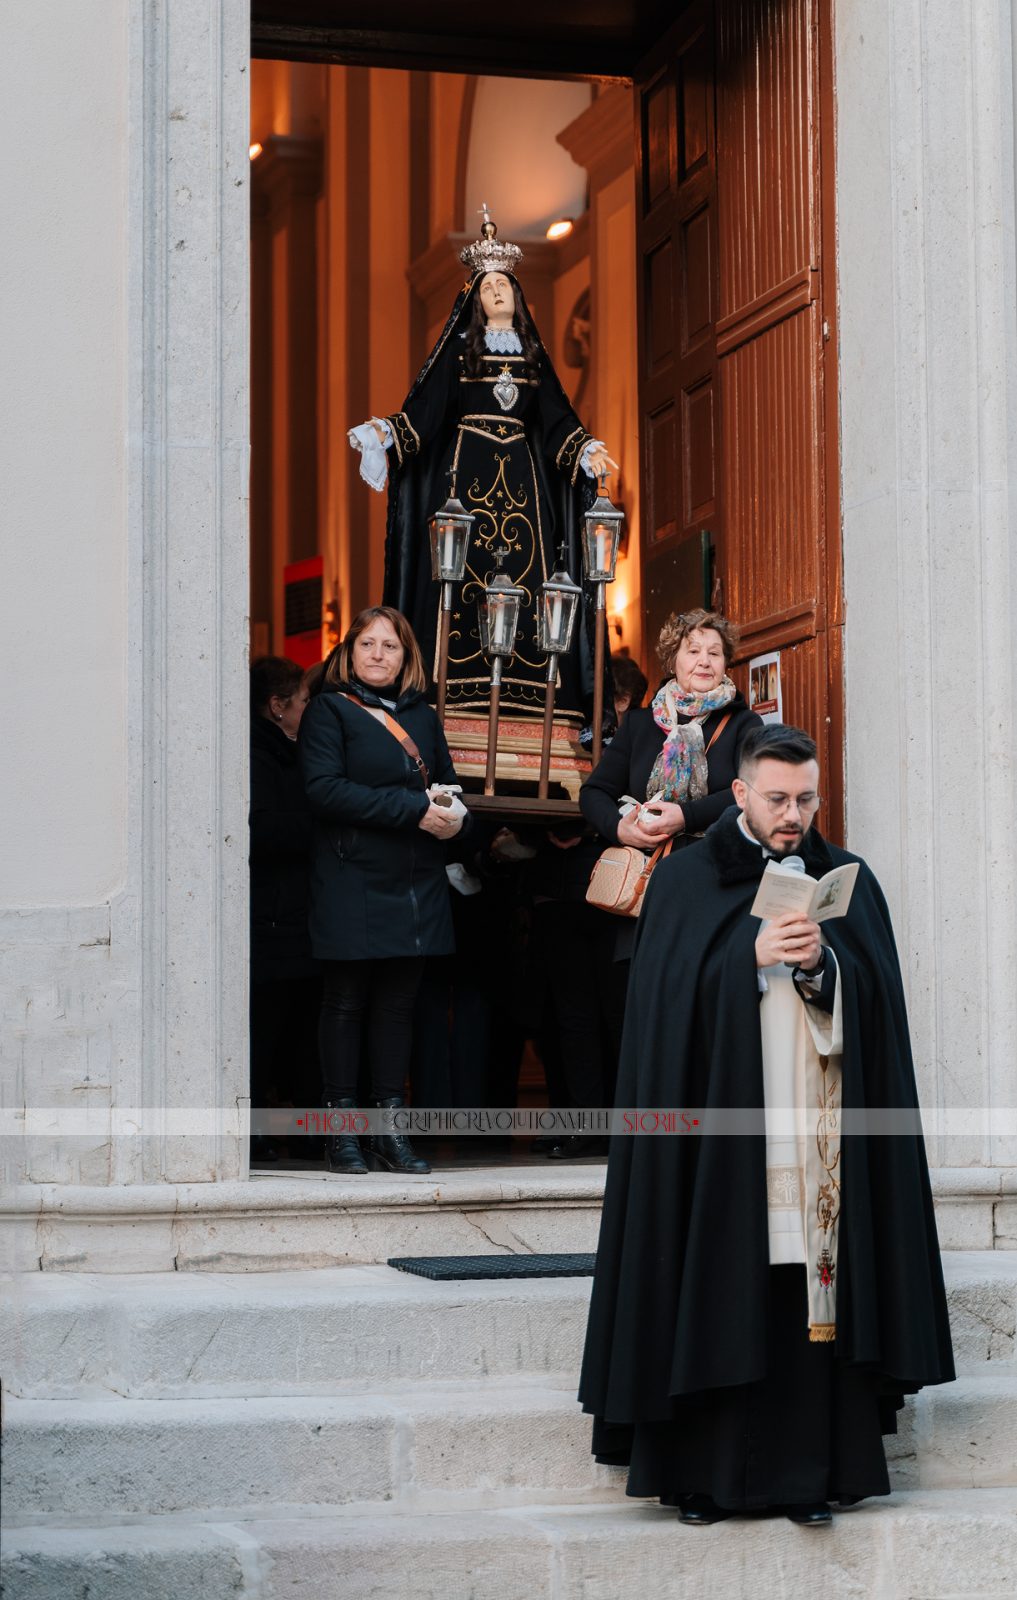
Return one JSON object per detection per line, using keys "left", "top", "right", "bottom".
{"left": 368, "top": 1096, "right": 431, "bottom": 1175}
{"left": 325, "top": 1099, "right": 368, "bottom": 1175}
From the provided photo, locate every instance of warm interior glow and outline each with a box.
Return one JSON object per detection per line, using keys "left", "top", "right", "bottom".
{"left": 249, "top": 142, "right": 263, "bottom": 160}
{"left": 546, "top": 218, "right": 574, "bottom": 240}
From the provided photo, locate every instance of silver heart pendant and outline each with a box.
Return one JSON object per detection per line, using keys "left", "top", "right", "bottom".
{"left": 493, "top": 368, "right": 519, "bottom": 412}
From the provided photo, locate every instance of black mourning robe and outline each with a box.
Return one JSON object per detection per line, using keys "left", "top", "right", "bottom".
{"left": 578, "top": 805, "right": 955, "bottom": 1508}
{"left": 382, "top": 275, "right": 602, "bottom": 724}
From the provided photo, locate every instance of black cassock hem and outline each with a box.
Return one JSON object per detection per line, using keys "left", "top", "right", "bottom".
{"left": 590, "top": 1266, "right": 893, "bottom": 1511}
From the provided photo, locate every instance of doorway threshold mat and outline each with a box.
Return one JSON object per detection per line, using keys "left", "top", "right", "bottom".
{"left": 387, "top": 1252, "right": 596, "bottom": 1280}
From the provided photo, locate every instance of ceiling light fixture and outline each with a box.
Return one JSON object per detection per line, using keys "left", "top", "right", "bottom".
{"left": 249, "top": 142, "right": 263, "bottom": 160}
{"left": 546, "top": 218, "right": 574, "bottom": 241}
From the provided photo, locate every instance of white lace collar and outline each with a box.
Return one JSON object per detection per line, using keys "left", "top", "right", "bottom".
{"left": 484, "top": 327, "right": 522, "bottom": 354}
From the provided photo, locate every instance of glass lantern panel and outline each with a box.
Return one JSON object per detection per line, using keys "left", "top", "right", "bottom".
{"left": 539, "top": 586, "right": 579, "bottom": 654}
{"left": 584, "top": 518, "right": 620, "bottom": 580}
{"left": 487, "top": 593, "right": 520, "bottom": 655}
{"left": 429, "top": 514, "right": 470, "bottom": 582}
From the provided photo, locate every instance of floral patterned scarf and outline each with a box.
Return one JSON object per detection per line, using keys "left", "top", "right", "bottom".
{"left": 646, "top": 676, "right": 737, "bottom": 804}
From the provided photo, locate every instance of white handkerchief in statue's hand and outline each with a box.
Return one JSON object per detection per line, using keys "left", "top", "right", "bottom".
{"left": 348, "top": 422, "right": 389, "bottom": 492}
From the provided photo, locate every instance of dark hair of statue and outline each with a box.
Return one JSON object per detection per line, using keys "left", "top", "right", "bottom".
{"left": 739, "top": 723, "right": 818, "bottom": 775}
{"left": 326, "top": 605, "right": 428, "bottom": 696}
{"left": 250, "top": 655, "right": 305, "bottom": 714}
{"left": 461, "top": 276, "right": 542, "bottom": 381}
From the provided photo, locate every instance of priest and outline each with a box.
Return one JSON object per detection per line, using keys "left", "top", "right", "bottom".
{"left": 578, "top": 723, "right": 954, "bottom": 1525}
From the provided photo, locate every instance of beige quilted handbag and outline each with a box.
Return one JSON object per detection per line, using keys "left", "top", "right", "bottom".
{"left": 586, "top": 838, "right": 674, "bottom": 918}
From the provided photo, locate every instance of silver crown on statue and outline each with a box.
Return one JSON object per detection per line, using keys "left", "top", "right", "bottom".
{"left": 459, "top": 204, "right": 524, "bottom": 278}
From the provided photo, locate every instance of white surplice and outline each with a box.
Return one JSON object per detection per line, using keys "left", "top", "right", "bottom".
{"left": 738, "top": 814, "right": 845, "bottom": 1335}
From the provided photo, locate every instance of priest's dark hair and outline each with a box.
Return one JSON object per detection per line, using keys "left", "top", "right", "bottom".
{"left": 739, "top": 723, "right": 818, "bottom": 775}
{"left": 462, "top": 275, "right": 542, "bottom": 381}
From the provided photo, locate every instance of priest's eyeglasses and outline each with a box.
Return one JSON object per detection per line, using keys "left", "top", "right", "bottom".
{"left": 743, "top": 783, "right": 821, "bottom": 816}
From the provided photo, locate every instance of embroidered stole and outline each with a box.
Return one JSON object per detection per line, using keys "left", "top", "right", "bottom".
{"left": 760, "top": 955, "right": 843, "bottom": 1342}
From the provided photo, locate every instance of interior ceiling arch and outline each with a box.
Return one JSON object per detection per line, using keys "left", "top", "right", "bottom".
{"left": 464, "top": 79, "right": 592, "bottom": 241}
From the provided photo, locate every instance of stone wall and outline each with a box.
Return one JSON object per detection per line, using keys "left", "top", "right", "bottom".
{"left": 1, "top": 0, "right": 251, "bottom": 1188}
{"left": 836, "top": 0, "right": 1017, "bottom": 1172}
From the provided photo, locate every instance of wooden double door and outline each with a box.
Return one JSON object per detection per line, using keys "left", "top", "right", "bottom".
{"left": 636, "top": 0, "right": 843, "bottom": 834}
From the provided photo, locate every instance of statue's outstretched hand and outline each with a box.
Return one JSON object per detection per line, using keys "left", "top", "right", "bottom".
{"left": 586, "top": 445, "right": 619, "bottom": 479}
{"left": 348, "top": 419, "right": 392, "bottom": 493}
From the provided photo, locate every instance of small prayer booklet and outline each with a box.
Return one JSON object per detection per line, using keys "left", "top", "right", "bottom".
{"left": 750, "top": 859, "right": 859, "bottom": 923}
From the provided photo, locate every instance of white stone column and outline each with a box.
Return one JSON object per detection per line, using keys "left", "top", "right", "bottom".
{"left": 1, "top": 0, "right": 250, "bottom": 1191}
{"left": 129, "top": 0, "right": 251, "bottom": 1182}
{"left": 836, "top": 0, "right": 1017, "bottom": 1190}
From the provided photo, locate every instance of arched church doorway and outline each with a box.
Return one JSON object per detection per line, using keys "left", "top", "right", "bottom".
{"left": 251, "top": 0, "right": 837, "bottom": 825}
{"left": 246, "top": 0, "right": 841, "bottom": 1172}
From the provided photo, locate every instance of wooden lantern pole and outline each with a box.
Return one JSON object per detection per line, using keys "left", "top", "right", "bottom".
{"left": 435, "top": 580, "right": 453, "bottom": 722}
{"left": 484, "top": 656, "right": 503, "bottom": 797}
{"left": 591, "top": 581, "right": 607, "bottom": 766}
{"left": 537, "top": 653, "right": 559, "bottom": 799}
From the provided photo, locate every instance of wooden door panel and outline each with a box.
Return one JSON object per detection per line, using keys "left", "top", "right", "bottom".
{"left": 681, "top": 207, "right": 713, "bottom": 351}
{"left": 646, "top": 404, "right": 678, "bottom": 545}
{"left": 678, "top": 25, "right": 712, "bottom": 178}
{"left": 645, "top": 239, "right": 676, "bottom": 373}
{"left": 635, "top": 0, "right": 843, "bottom": 838}
{"left": 714, "top": 0, "right": 834, "bottom": 838}
{"left": 682, "top": 378, "right": 717, "bottom": 524}
{"left": 636, "top": 0, "right": 721, "bottom": 646}
{"left": 716, "top": 0, "right": 816, "bottom": 318}
{"left": 641, "top": 73, "right": 675, "bottom": 212}
{"left": 722, "top": 302, "right": 822, "bottom": 626}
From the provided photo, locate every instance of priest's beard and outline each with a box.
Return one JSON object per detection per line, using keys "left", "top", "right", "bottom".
{"left": 741, "top": 809, "right": 806, "bottom": 857}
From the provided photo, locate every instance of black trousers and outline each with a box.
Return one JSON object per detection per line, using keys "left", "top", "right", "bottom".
{"left": 319, "top": 957, "right": 425, "bottom": 1103}
{"left": 528, "top": 900, "right": 610, "bottom": 1110}
{"left": 592, "top": 1266, "right": 892, "bottom": 1510}
{"left": 250, "top": 975, "right": 321, "bottom": 1111}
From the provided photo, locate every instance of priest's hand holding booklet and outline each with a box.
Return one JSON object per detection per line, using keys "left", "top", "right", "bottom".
{"left": 750, "top": 858, "right": 859, "bottom": 923}
{"left": 751, "top": 859, "right": 859, "bottom": 970}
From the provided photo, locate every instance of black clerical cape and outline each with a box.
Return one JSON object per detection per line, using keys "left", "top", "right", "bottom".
{"left": 579, "top": 806, "right": 954, "bottom": 1446}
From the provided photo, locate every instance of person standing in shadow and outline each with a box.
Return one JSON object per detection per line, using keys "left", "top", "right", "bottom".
{"left": 249, "top": 657, "right": 320, "bottom": 1163}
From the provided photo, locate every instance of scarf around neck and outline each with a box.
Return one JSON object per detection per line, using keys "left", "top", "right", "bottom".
{"left": 646, "top": 676, "right": 737, "bottom": 804}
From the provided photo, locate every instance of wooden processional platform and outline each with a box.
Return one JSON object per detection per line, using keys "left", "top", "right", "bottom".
{"left": 442, "top": 712, "right": 590, "bottom": 823}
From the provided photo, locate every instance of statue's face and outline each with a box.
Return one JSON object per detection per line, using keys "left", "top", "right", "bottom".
{"left": 479, "top": 272, "right": 516, "bottom": 322}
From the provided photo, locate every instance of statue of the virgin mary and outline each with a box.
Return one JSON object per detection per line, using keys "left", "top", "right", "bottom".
{"left": 350, "top": 208, "right": 617, "bottom": 742}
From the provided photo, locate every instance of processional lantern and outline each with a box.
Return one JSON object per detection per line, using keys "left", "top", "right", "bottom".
{"left": 428, "top": 482, "right": 474, "bottom": 720}
{"left": 478, "top": 548, "right": 526, "bottom": 797}
{"left": 582, "top": 475, "right": 625, "bottom": 763}
{"left": 535, "top": 566, "right": 583, "bottom": 798}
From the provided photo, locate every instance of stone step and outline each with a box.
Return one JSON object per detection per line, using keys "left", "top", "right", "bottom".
{"left": 3, "top": 1372, "right": 1017, "bottom": 1521}
{"left": 3, "top": 1252, "right": 1015, "bottom": 1400}
{"left": 0, "top": 1381, "right": 620, "bottom": 1518}
{"left": 4, "top": 1491, "right": 1017, "bottom": 1600}
{"left": 5, "top": 1166, "right": 1012, "bottom": 1274}
{"left": 3, "top": 1168, "right": 607, "bottom": 1273}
